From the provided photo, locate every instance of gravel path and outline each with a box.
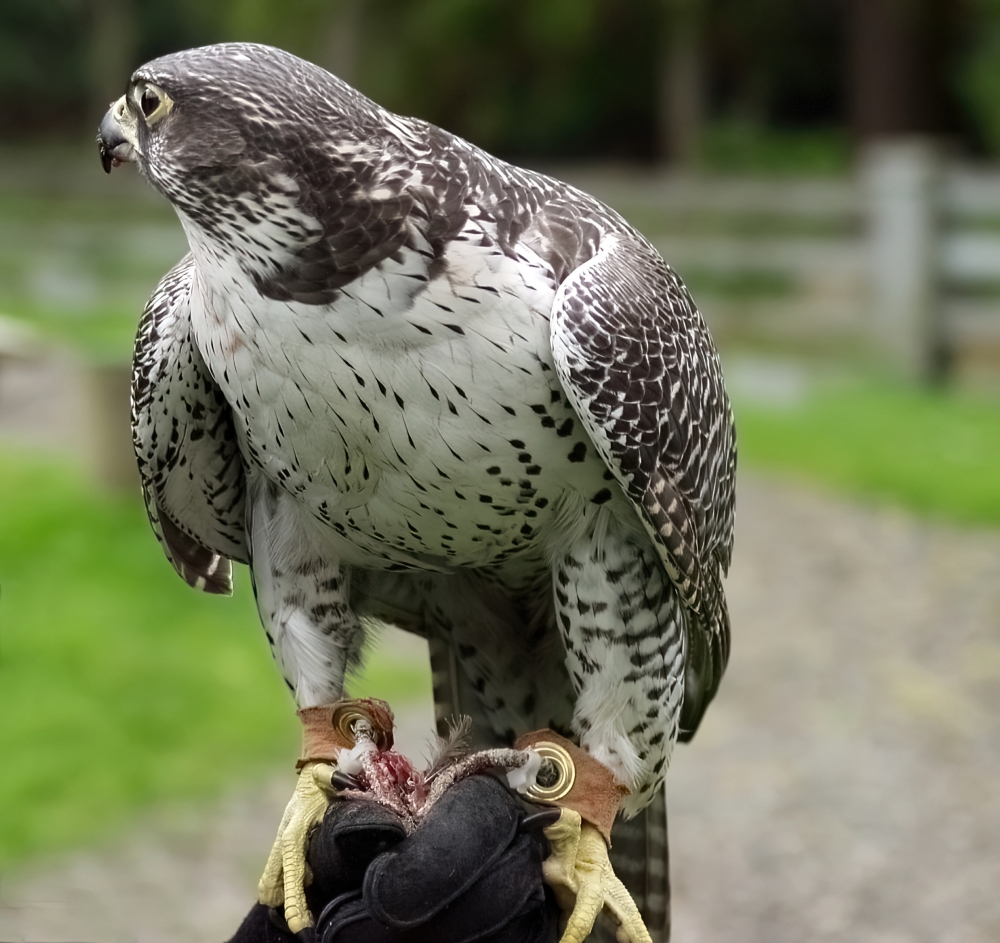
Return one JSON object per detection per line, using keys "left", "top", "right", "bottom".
{"left": 2, "top": 474, "right": 999, "bottom": 943}
{"left": 669, "top": 477, "right": 1000, "bottom": 943}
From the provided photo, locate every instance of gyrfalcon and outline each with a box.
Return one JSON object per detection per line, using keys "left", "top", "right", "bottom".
{"left": 98, "top": 42, "right": 735, "bottom": 943}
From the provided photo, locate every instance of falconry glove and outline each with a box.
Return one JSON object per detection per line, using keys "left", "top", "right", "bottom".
{"left": 233, "top": 720, "right": 558, "bottom": 943}
{"left": 315, "top": 775, "right": 555, "bottom": 943}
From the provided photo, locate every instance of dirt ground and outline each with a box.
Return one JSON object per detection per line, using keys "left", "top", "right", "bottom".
{"left": 1, "top": 359, "right": 998, "bottom": 942}
{"left": 668, "top": 477, "right": 1000, "bottom": 943}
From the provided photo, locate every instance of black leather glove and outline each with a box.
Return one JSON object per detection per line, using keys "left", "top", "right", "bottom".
{"left": 228, "top": 774, "right": 557, "bottom": 943}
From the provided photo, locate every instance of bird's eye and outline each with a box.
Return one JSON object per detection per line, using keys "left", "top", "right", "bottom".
{"left": 140, "top": 90, "right": 160, "bottom": 118}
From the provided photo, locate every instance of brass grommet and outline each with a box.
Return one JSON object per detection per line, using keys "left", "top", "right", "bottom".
{"left": 331, "top": 703, "right": 390, "bottom": 750}
{"left": 525, "top": 741, "right": 576, "bottom": 803}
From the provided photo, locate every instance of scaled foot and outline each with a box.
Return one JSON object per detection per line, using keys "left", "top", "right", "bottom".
{"left": 513, "top": 730, "right": 652, "bottom": 943}
{"left": 258, "top": 760, "right": 333, "bottom": 937}
{"left": 258, "top": 700, "right": 395, "bottom": 939}
{"left": 542, "top": 810, "right": 651, "bottom": 943}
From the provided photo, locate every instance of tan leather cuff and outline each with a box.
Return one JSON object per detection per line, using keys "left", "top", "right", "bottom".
{"left": 298, "top": 698, "right": 395, "bottom": 769}
{"left": 514, "top": 729, "right": 628, "bottom": 844}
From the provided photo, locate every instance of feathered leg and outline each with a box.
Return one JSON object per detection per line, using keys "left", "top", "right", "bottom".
{"left": 369, "top": 561, "right": 676, "bottom": 941}
{"left": 420, "top": 571, "right": 576, "bottom": 741}
{"left": 552, "top": 525, "right": 685, "bottom": 815}
{"left": 429, "top": 629, "right": 672, "bottom": 942}
{"left": 248, "top": 479, "right": 367, "bottom": 935}
{"left": 530, "top": 511, "right": 681, "bottom": 943}
{"left": 248, "top": 478, "right": 365, "bottom": 708}
{"left": 429, "top": 636, "right": 501, "bottom": 745}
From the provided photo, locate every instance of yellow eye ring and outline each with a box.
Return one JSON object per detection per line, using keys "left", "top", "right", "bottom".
{"left": 132, "top": 82, "right": 172, "bottom": 124}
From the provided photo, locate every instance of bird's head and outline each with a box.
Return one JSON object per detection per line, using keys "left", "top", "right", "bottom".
{"left": 96, "top": 43, "right": 407, "bottom": 295}
{"left": 98, "top": 42, "right": 377, "bottom": 189}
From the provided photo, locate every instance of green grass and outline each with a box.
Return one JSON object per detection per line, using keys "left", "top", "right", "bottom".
{"left": 4, "top": 303, "right": 142, "bottom": 363}
{"left": 682, "top": 267, "right": 795, "bottom": 300}
{"left": 736, "top": 378, "right": 1000, "bottom": 526}
{"left": 0, "top": 450, "right": 429, "bottom": 868}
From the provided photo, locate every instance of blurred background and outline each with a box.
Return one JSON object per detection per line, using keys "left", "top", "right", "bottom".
{"left": 1, "top": 1, "right": 999, "bottom": 941}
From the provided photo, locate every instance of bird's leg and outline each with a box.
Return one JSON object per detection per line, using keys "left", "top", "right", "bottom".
{"left": 536, "top": 523, "right": 685, "bottom": 941}
{"left": 257, "top": 758, "right": 335, "bottom": 936}
{"left": 416, "top": 572, "right": 576, "bottom": 741}
{"left": 249, "top": 483, "right": 369, "bottom": 937}
{"left": 249, "top": 482, "right": 366, "bottom": 709}
{"left": 552, "top": 526, "right": 685, "bottom": 816}
{"left": 253, "top": 586, "right": 362, "bottom": 936}
{"left": 513, "top": 730, "right": 651, "bottom": 943}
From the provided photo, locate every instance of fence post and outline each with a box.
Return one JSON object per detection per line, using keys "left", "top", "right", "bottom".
{"left": 85, "top": 360, "right": 138, "bottom": 491}
{"left": 860, "top": 139, "right": 945, "bottom": 382}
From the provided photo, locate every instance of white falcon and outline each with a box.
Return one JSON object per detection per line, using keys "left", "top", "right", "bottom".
{"left": 98, "top": 42, "right": 735, "bottom": 943}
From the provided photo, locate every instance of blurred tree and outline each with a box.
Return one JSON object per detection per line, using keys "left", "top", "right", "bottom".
{"left": 0, "top": 0, "right": 988, "bottom": 164}
{"left": 193, "top": 0, "right": 365, "bottom": 83}
{"left": 86, "top": 0, "right": 139, "bottom": 121}
{"left": 319, "top": 0, "right": 364, "bottom": 86}
{"left": 706, "top": 0, "right": 846, "bottom": 129}
{"left": 849, "top": 0, "right": 969, "bottom": 140}
{"left": 0, "top": 0, "right": 219, "bottom": 138}
{"left": 359, "top": 0, "right": 660, "bottom": 160}
{"left": 658, "top": 0, "right": 705, "bottom": 166}
{"left": 959, "top": 0, "right": 1000, "bottom": 155}
{"left": 0, "top": 0, "right": 88, "bottom": 136}
{"left": 133, "top": 0, "right": 221, "bottom": 66}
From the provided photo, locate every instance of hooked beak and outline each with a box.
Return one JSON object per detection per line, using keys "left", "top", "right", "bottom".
{"left": 97, "top": 96, "right": 137, "bottom": 174}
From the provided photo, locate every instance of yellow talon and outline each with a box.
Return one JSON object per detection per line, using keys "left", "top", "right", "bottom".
{"left": 257, "top": 760, "right": 335, "bottom": 934}
{"left": 542, "top": 809, "right": 652, "bottom": 943}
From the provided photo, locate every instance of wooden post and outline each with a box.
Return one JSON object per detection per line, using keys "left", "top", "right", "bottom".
{"left": 860, "top": 138, "right": 945, "bottom": 382}
{"left": 85, "top": 361, "right": 139, "bottom": 491}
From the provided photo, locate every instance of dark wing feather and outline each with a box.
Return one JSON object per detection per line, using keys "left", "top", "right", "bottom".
{"left": 550, "top": 233, "right": 736, "bottom": 740}
{"left": 253, "top": 123, "right": 471, "bottom": 307}
{"left": 132, "top": 254, "right": 249, "bottom": 594}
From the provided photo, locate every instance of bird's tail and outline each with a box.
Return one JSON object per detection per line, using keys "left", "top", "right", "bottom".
{"left": 605, "top": 792, "right": 670, "bottom": 943}
{"left": 428, "top": 636, "right": 672, "bottom": 942}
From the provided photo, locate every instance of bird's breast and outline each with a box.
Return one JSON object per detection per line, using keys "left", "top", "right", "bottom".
{"left": 190, "top": 235, "right": 613, "bottom": 569}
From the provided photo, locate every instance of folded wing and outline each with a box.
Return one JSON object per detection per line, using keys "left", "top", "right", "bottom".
{"left": 131, "top": 254, "right": 249, "bottom": 593}
{"left": 549, "top": 233, "right": 737, "bottom": 740}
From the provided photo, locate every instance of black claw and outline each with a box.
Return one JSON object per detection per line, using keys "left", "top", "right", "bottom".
{"left": 294, "top": 927, "right": 315, "bottom": 943}
{"left": 331, "top": 770, "right": 361, "bottom": 791}
{"left": 519, "top": 808, "right": 562, "bottom": 832}
{"left": 267, "top": 906, "right": 290, "bottom": 933}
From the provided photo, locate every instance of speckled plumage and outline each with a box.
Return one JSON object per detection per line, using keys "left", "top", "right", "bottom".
{"left": 124, "top": 43, "right": 735, "bottom": 939}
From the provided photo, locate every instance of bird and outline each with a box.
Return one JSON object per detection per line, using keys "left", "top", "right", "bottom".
{"left": 98, "top": 42, "right": 736, "bottom": 943}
